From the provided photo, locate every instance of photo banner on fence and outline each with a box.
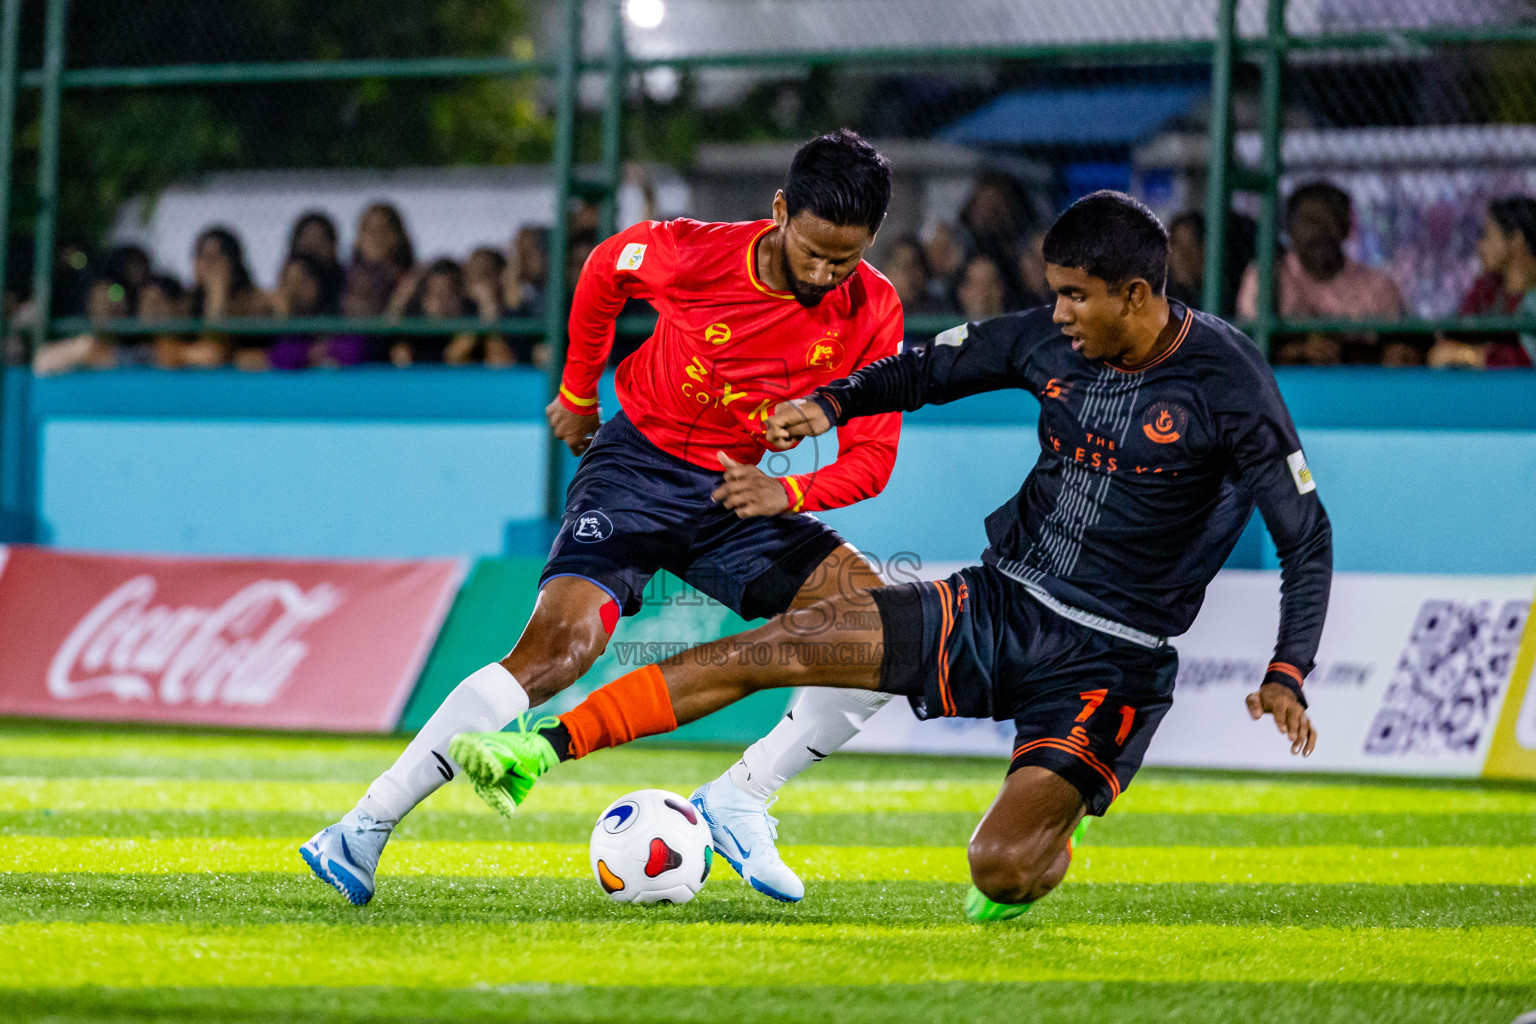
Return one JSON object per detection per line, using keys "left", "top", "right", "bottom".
{"left": 0, "top": 544, "right": 463, "bottom": 732}
{"left": 844, "top": 565, "right": 1536, "bottom": 781}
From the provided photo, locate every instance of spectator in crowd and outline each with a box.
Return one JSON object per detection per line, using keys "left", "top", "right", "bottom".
{"left": 446, "top": 246, "right": 522, "bottom": 366}
{"left": 1165, "top": 212, "right": 1205, "bottom": 309}
{"left": 1162, "top": 209, "right": 1258, "bottom": 316}
{"left": 265, "top": 254, "right": 342, "bottom": 370}
{"left": 883, "top": 234, "right": 949, "bottom": 314}
{"left": 326, "top": 264, "right": 392, "bottom": 366}
{"left": 390, "top": 257, "right": 470, "bottom": 367}
{"left": 956, "top": 253, "right": 1010, "bottom": 322}
{"left": 31, "top": 272, "right": 128, "bottom": 376}
{"left": 566, "top": 228, "right": 599, "bottom": 297}
{"left": 959, "top": 171, "right": 1030, "bottom": 273}
{"left": 1238, "top": 181, "right": 1405, "bottom": 365}
{"left": 103, "top": 244, "right": 152, "bottom": 313}
{"left": 921, "top": 219, "right": 964, "bottom": 304}
{"left": 352, "top": 202, "right": 416, "bottom": 317}
{"left": 50, "top": 235, "right": 96, "bottom": 320}
{"left": 1429, "top": 195, "right": 1536, "bottom": 370}
{"left": 1219, "top": 211, "right": 1259, "bottom": 319}
{"left": 287, "top": 211, "right": 344, "bottom": 314}
{"left": 137, "top": 274, "right": 190, "bottom": 370}
{"left": 879, "top": 234, "right": 953, "bottom": 347}
{"left": 1015, "top": 228, "right": 1052, "bottom": 308}
{"left": 186, "top": 226, "right": 269, "bottom": 369}
{"left": 464, "top": 246, "right": 506, "bottom": 312}
{"left": 505, "top": 225, "right": 550, "bottom": 316}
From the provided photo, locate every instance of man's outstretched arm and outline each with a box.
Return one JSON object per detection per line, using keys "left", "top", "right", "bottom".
{"left": 766, "top": 315, "right": 1038, "bottom": 445}
{"left": 1219, "top": 365, "right": 1333, "bottom": 757}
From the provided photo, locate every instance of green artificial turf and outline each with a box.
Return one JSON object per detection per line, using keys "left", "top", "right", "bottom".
{"left": 0, "top": 722, "right": 1532, "bottom": 1024}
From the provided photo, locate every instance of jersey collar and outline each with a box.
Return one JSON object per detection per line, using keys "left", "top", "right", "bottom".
{"left": 1107, "top": 300, "right": 1192, "bottom": 374}
{"left": 747, "top": 222, "right": 798, "bottom": 301}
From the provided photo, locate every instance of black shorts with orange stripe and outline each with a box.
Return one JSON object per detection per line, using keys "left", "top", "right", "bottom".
{"left": 870, "top": 564, "right": 1177, "bottom": 816}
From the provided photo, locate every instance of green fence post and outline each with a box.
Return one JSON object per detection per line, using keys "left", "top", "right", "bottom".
{"left": 543, "top": 0, "right": 583, "bottom": 523}
{"left": 0, "top": 0, "right": 22, "bottom": 328}
{"left": 29, "top": 0, "right": 68, "bottom": 359}
{"left": 1252, "top": 0, "right": 1288, "bottom": 358}
{"left": 0, "top": 0, "right": 22, "bottom": 538}
{"left": 598, "top": 0, "right": 627, "bottom": 240}
{"left": 1201, "top": 0, "right": 1238, "bottom": 316}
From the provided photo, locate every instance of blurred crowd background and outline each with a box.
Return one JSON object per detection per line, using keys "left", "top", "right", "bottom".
{"left": 7, "top": 0, "right": 1536, "bottom": 375}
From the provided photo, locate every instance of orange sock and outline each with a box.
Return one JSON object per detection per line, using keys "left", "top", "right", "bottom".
{"left": 560, "top": 664, "right": 678, "bottom": 759}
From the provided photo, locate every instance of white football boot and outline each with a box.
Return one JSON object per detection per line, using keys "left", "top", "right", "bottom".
{"left": 690, "top": 776, "right": 805, "bottom": 902}
{"left": 300, "top": 809, "right": 392, "bottom": 906}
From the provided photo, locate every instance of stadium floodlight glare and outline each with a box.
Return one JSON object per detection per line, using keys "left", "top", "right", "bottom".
{"left": 625, "top": 0, "right": 665, "bottom": 29}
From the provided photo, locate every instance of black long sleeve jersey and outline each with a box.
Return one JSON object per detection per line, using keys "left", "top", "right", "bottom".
{"left": 810, "top": 303, "right": 1333, "bottom": 682}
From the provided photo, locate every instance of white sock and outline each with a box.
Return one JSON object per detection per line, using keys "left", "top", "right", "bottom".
{"left": 355, "top": 663, "right": 529, "bottom": 825}
{"left": 726, "top": 687, "right": 893, "bottom": 801}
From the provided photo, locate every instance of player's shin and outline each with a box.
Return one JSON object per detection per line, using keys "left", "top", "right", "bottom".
{"left": 356, "top": 663, "right": 530, "bottom": 825}
{"left": 725, "top": 686, "right": 892, "bottom": 800}
{"left": 303, "top": 662, "right": 530, "bottom": 903}
{"left": 540, "top": 664, "right": 680, "bottom": 760}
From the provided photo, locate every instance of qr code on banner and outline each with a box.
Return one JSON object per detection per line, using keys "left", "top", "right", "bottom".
{"left": 1364, "top": 599, "right": 1529, "bottom": 757}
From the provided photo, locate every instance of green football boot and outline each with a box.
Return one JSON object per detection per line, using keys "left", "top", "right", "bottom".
{"left": 964, "top": 885, "right": 1034, "bottom": 922}
{"left": 447, "top": 726, "right": 561, "bottom": 820}
{"left": 964, "top": 816, "right": 1093, "bottom": 923}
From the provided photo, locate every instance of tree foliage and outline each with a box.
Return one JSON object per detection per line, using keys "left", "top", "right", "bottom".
{"left": 15, "top": 0, "right": 549, "bottom": 244}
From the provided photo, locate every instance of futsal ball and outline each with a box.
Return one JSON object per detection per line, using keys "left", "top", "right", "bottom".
{"left": 589, "top": 788, "right": 713, "bottom": 904}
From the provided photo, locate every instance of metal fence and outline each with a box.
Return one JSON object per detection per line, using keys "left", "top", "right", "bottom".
{"left": 1, "top": 0, "right": 1535, "bottom": 514}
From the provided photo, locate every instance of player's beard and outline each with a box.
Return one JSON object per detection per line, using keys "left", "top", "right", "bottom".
{"left": 781, "top": 246, "right": 835, "bottom": 308}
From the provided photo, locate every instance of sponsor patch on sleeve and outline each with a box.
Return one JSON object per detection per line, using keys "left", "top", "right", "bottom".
{"left": 933, "top": 323, "right": 968, "bottom": 347}
{"left": 1287, "top": 450, "right": 1316, "bottom": 494}
{"left": 617, "top": 242, "right": 647, "bottom": 271}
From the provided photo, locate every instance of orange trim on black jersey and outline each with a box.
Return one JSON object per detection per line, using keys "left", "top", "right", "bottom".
{"left": 1267, "top": 661, "right": 1305, "bottom": 686}
{"left": 932, "top": 580, "right": 957, "bottom": 717}
{"left": 1108, "top": 303, "right": 1193, "bottom": 375}
{"left": 745, "top": 223, "right": 796, "bottom": 301}
{"left": 1012, "top": 736, "right": 1123, "bottom": 801}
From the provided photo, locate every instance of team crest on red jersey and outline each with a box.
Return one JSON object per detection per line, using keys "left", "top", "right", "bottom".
{"left": 1141, "top": 402, "right": 1188, "bottom": 444}
{"left": 806, "top": 335, "right": 845, "bottom": 371}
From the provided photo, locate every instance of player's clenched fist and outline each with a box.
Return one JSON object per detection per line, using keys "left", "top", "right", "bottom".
{"left": 712, "top": 453, "right": 790, "bottom": 518}
{"left": 764, "top": 398, "right": 832, "bottom": 449}
{"left": 546, "top": 398, "right": 601, "bottom": 456}
{"left": 1245, "top": 681, "right": 1317, "bottom": 756}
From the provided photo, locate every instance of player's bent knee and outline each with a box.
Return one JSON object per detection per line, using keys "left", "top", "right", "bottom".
{"left": 968, "top": 843, "right": 1058, "bottom": 906}
{"left": 508, "top": 619, "right": 610, "bottom": 705}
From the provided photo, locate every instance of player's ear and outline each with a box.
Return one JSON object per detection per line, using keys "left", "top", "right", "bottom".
{"left": 772, "top": 191, "right": 788, "bottom": 229}
{"left": 865, "top": 213, "right": 885, "bottom": 252}
{"left": 1123, "top": 277, "right": 1151, "bottom": 314}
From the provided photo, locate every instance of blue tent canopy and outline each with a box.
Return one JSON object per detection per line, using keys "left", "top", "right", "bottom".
{"left": 940, "top": 84, "right": 1205, "bottom": 147}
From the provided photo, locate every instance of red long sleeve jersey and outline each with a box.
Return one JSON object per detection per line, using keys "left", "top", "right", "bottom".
{"left": 560, "top": 218, "right": 904, "bottom": 513}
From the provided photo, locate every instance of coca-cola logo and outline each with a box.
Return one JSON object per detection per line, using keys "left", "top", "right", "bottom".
{"left": 47, "top": 575, "right": 344, "bottom": 707}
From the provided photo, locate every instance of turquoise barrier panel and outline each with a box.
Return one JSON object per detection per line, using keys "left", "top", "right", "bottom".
{"left": 1262, "top": 428, "right": 1536, "bottom": 574}
{"left": 40, "top": 418, "right": 547, "bottom": 557}
{"left": 6, "top": 367, "right": 1536, "bottom": 572}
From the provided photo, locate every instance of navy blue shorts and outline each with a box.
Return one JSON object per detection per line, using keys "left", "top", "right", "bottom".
{"left": 541, "top": 411, "right": 846, "bottom": 621}
{"left": 871, "top": 565, "right": 1178, "bottom": 816}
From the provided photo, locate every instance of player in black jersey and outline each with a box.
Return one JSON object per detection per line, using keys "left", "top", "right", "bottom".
{"left": 449, "top": 191, "right": 1332, "bottom": 921}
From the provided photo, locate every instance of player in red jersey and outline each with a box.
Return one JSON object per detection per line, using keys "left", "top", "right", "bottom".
{"left": 304, "top": 130, "right": 905, "bottom": 905}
